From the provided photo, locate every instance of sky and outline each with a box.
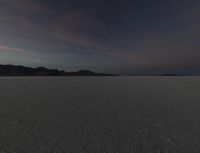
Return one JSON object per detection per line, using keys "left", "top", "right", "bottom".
{"left": 0, "top": 0, "right": 199, "bottom": 75}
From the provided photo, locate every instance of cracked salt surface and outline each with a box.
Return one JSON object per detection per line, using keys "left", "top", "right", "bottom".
{"left": 0, "top": 77, "right": 200, "bottom": 153}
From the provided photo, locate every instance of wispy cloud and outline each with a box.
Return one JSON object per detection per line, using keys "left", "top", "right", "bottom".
{"left": 0, "top": 44, "right": 29, "bottom": 53}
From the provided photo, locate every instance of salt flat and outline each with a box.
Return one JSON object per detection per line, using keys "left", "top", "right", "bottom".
{"left": 0, "top": 77, "right": 200, "bottom": 153}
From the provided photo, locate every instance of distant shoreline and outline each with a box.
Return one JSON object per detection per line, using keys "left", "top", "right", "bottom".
{"left": 0, "top": 64, "right": 199, "bottom": 77}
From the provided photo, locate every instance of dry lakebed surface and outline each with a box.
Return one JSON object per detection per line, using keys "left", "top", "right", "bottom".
{"left": 0, "top": 77, "right": 200, "bottom": 153}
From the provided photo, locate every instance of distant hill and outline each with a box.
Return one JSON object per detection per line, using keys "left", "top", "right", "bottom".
{"left": 162, "top": 73, "right": 181, "bottom": 76}
{"left": 0, "top": 64, "right": 115, "bottom": 76}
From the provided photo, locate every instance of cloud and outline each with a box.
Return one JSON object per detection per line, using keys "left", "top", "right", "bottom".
{"left": 0, "top": 0, "right": 48, "bottom": 13}
{"left": 0, "top": 44, "right": 28, "bottom": 53}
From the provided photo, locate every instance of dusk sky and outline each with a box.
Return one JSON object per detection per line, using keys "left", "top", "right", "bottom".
{"left": 0, "top": 0, "right": 199, "bottom": 75}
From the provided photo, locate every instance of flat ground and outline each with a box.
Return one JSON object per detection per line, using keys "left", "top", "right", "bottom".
{"left": 0, "top": 77, "right": 200, "bottom": 153}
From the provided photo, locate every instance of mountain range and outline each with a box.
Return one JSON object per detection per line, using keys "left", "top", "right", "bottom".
{"left": 0, "top": 64, "right": 114, "bottom": 76}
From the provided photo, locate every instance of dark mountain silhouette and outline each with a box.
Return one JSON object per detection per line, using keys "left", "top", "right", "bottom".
{"left": 0, "top": 64, "right": 114, "bottom": 76}
{"left": 162, "top": 73, "right": 181, "bottom": 76}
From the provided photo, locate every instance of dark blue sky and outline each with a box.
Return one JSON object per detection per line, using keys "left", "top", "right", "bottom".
{"left": 0, "top": 0, "right": 199, "bottom": 75}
